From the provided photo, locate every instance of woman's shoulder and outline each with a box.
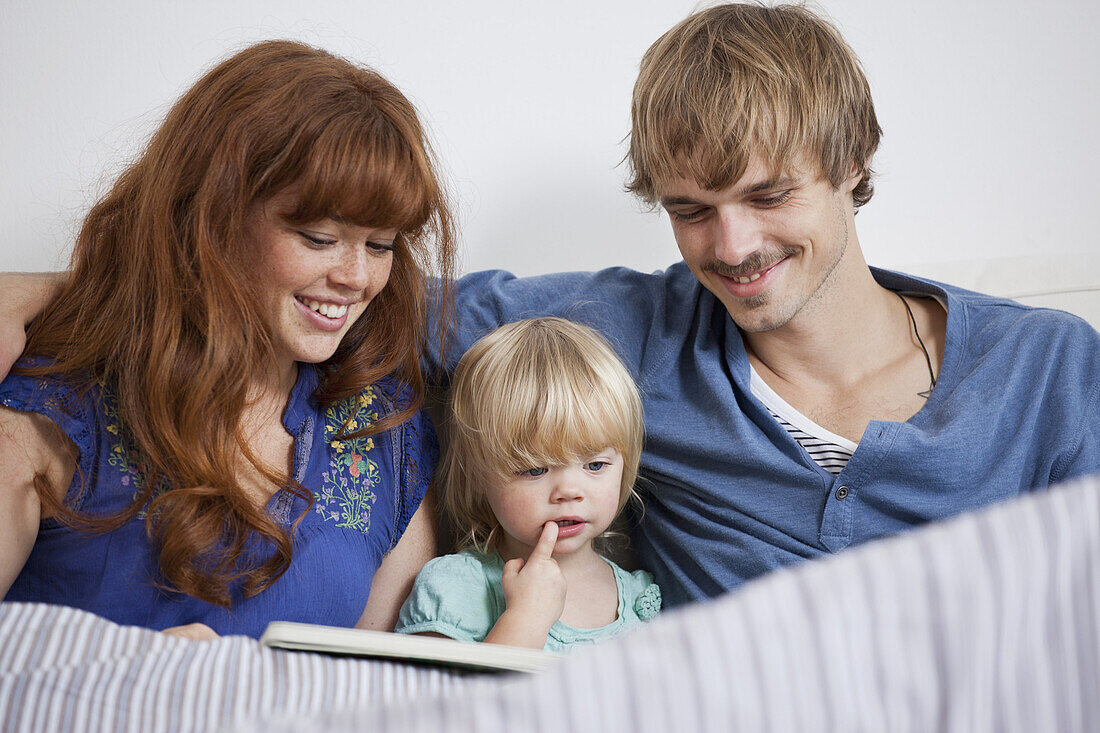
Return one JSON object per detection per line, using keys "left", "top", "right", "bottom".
{"left": 310, "top": 374, "right": 423, "bottom": 426}
{"left": 0, "top": 360, "right": 108, "bottom": 511}
{"left": 1, "top": 357, "right": 92, "bottom": 402}
{"left": 0, "top": 359, "right": 104, "bottom": 446}
{"left": 362, "top": 376, "right": 418, "bottom": 414}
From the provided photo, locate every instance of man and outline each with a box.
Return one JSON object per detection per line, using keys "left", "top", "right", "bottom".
{"left": 434, "top": 4, "right": 1100, "bottom": 606}
{"left": 4, "top": 5, "right": 1099, "bottom": 609}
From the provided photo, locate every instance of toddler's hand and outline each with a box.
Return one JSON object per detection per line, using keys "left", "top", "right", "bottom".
{"left": 500, "top": 521, "right": 566, "bottom": 632}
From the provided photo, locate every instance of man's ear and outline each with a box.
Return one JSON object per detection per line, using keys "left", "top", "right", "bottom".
{"left": 842, "top": 160, "right": 865, "bottom": 193}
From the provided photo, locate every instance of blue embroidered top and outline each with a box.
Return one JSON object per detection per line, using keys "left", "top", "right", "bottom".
{"left": 0, "top": 362, "right": 437, "bottom": 638}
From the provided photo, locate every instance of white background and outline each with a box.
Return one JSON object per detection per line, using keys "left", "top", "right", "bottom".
{"left": 2, "top": 0, "right": 1098, "bottom": 277}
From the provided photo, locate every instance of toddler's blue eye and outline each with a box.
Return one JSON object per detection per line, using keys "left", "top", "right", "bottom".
{"left": 585, "top": 461, "right": 609, "bottom": 472}
{"left": 520, "top": 467, "right": 547, "bottom": 478}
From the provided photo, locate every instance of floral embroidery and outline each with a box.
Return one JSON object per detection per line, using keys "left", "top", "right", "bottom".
{"left": 316, "top": 388, "right": 380, "bottom": 533}
{"left": 101, "top": 385, "right": 161, "bottom": 516}
{"left": 634, "top": 583, "right": 662, "bottom": 620}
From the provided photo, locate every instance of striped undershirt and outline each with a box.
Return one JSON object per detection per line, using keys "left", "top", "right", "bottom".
{"left": 749, "top": 365, "right": 858, "bottom": 474}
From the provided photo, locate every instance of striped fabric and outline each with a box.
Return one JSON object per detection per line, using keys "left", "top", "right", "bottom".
{"left": 4, "top": 474, "right": 1100, "bottom": 732}
{"left": 0, "top": 604, "right": 473, "bottom": 732}
{"left": 749, "top": 365, "right": 857, "bottom": 474}
{"left": 763, "top": 408, "right": 854, "bottom": 473}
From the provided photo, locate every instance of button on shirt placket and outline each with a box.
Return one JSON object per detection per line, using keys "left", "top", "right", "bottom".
{"left": 820, "top": 479, "right": 855, "bottom": 552}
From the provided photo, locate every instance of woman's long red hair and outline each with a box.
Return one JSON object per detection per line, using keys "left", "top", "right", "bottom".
{"left": 20, "top": 40, "right": 456, "bottom": 607}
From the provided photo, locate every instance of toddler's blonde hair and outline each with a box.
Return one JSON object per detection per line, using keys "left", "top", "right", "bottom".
{"left": 440, "top": 317, "right": 644, "bottom": 553}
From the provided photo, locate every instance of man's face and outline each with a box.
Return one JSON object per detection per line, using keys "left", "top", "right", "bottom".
{"left": 658, "top": 156, "right": 860, "bottom": 333}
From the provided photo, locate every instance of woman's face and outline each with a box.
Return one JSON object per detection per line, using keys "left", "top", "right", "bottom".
{"left": 246, "top": 189, "right": 397, "bottom": 378}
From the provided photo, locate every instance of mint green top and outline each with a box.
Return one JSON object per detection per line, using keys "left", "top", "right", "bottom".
{"left": 395, "top": 550, "right": 662, "bottom": 652}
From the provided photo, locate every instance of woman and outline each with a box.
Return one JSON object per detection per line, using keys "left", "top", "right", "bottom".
{"left": 0, "top": 40, "right": 456, "bottom": 638}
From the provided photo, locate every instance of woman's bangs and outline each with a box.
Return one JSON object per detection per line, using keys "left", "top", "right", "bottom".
{"left": 288, "top": 117, "right": 432, "bottom": 233}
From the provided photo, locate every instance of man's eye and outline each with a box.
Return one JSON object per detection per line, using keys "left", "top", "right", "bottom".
{"left": 669, "top": 208, "right": 706, "bottom": 223}
{"left": 520, "top": 467, "right": 548, "bottom": 478}
{"left": 755, "top": 191, "right": 792, "bottom": 208}
{"left": 585, "top": 461, "right": 609, "bottom": 472}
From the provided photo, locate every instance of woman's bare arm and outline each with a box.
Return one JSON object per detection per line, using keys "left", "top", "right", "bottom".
{"left": 0, "top": 272, "right": 67, "bottom": 378}
{"left": 0, "top": 405, "right": 75, "bottom": 599}
{"left": 354, "top": 487, "right": 439, "bottom": 632}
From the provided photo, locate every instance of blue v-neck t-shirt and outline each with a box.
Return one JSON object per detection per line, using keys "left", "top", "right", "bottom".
{"left": 431, "top": 263, "right": 1100, "bottom": 607}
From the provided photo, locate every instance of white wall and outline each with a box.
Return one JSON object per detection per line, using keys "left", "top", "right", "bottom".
{"left": 2, "top": 0, "right": 1097, "bottom": 278}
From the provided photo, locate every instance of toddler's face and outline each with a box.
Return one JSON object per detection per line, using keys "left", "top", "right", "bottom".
{"left": 487, "top": 449, "right": 623, "bottom": 561}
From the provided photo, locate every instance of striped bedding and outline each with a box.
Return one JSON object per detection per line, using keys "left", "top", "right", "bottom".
{"left": 4, "top": 473, "right": 1099, "bottom": 733}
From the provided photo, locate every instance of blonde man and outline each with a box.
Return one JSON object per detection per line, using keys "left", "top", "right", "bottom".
{"left": 436, "top": 3, "right": 1100, "bottom": 606}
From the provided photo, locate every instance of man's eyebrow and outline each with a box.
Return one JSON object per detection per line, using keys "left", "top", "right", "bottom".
{"left": 659, "top": 195, "right": 702, "bottom": 206}
{"left": 659, "top": 176, "right": 796, "bottom": 206}
{"left": 736, "top": 176, "right": 794, "bottom": 197}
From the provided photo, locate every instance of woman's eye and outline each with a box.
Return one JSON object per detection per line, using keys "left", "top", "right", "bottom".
{"left": 300, "top": 232, "right": 336, "bottom": 248}
{"left": 520, "top": 467, "right": 548, "bottom": 478}
{"left": 585, "top": 461, "right": 609, "bottom": 472}
{"left": 367, "top": 241, "right": 396, "bottom": 254}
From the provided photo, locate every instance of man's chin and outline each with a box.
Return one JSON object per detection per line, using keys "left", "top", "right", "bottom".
{"left": 724, "top": 299, "right": 798, "bottom": 334}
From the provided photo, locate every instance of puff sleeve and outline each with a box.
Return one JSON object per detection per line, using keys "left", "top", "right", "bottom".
{"left": 394, "top": 553, "right": 500, "bottom": 642}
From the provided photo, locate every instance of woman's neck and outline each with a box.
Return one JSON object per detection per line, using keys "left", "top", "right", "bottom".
{"left": 248, "top": 360, "right": 299, "bottom": 409}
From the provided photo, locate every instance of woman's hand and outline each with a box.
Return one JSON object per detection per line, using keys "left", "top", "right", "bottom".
{"left": 161, "top": 623, "right": 220, "bottom": 641}
{"left": 0, "top": 299, "right": 28, "bottom": 379}
{"left": 484, "top": 522, "right": 565, "bottom": 649}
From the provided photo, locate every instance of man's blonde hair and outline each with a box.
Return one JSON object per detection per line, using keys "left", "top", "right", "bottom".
{"left": 627, "top": 3, "right": 881, "bottom": 208}
{"left": 440, "top": 318, "right": 644, "bottom": 553}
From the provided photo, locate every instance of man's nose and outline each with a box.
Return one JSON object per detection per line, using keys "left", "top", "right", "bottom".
{"left": 714, "top": 207, "right": 763, "bottom": 266}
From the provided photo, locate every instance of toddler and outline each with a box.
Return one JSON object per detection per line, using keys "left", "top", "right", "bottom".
{"left": 396, "top": 317, "right": 661, "bottom": 651}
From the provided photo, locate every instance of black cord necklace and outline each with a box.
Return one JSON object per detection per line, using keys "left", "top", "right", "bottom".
{"left": 896, "top": 291, "right": 937, "bottom": 399}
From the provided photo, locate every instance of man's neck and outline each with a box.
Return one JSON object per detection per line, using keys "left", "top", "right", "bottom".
{"left": 743, "top": 257, "right": 900, "bottom": 390}
{"left": 743, "top": 257, "right": 947, "bottom": 442}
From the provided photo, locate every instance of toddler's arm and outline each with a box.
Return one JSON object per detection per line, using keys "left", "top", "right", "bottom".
{"left": 483, "top": 522, "right": 566, "bottom": 649}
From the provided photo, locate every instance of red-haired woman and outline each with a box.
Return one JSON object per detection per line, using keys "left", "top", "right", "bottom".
{"left": 0, "top": 40, "right": 456, "bottom": 639}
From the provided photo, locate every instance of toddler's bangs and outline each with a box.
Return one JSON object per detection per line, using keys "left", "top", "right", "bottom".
{"left": 492, "top": 379, "right": 633, "bottom": 477}
{"left": 458, "top": 340, "right": 638, "bottom": 482}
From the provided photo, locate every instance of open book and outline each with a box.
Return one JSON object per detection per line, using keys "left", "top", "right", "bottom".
{"left": 260, "top": 621, "right": 555, "bottom": 674}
